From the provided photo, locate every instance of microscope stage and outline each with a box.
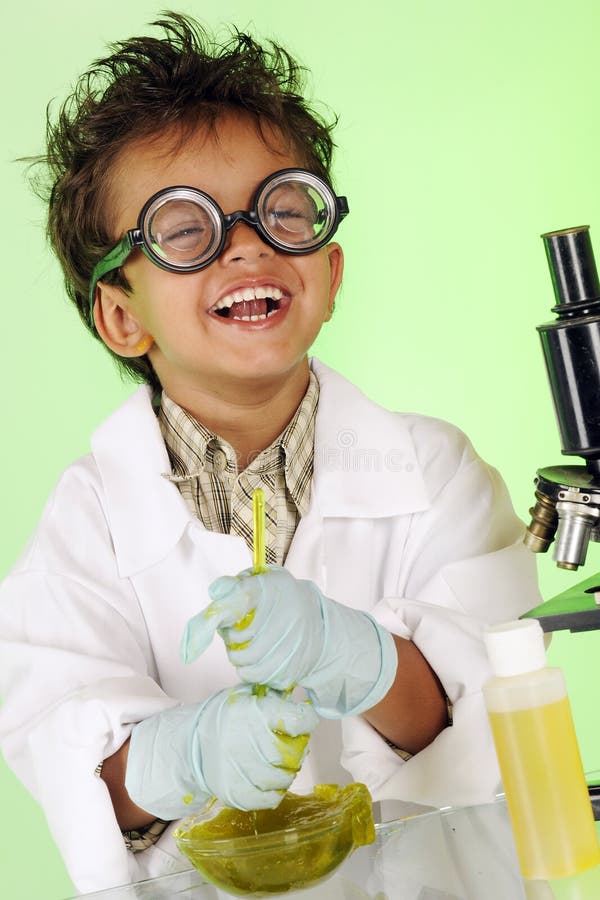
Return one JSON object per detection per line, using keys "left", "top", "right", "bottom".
{"left": 524, "top": 571, "right": 600, "bottom": 632}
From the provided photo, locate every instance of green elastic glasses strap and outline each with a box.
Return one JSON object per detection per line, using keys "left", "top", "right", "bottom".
{"left": 88, "top": 232, "right": 140, "bottom": 328}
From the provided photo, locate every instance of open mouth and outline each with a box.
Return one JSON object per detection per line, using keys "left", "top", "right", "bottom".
{"left": 210, "top": 286, "right": 285, "bottom": 322}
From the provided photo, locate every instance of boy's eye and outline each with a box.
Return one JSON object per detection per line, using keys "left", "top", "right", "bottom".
{"left": 267, "top": 208, "right": 314, "bottom": 235}
{"left": 150, "top": 201, "right": 214, "bottom": 257}
{"left": 161, "top": 222, "right": 208, "bottom": 249}
{"left": 265, "top": 185, "right": 320, "bottom": 239}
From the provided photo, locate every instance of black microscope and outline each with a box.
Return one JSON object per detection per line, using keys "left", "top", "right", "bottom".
{"left": 524, "top": 225, "right": 600, "bottom": 632}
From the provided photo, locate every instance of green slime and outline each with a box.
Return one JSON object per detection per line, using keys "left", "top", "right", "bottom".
{"left": 175, "top": 783, "right": 375, "bottom": 896}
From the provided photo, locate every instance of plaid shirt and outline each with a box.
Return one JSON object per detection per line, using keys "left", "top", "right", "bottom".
{"left": 158, "top": 371, "right": 319, "bottom": 565}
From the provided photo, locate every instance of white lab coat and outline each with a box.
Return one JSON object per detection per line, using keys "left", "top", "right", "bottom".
{"left": 0, "top": 359, "right": 541, "bottom": 894}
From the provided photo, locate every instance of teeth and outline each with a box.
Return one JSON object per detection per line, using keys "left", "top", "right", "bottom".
{"left": 213, "top": 295, "right": 234, "bottom": 311}
{"left": 211, "top": 285, "right": 283, "bottom": 312}
{"left": 230, "top": 311, "right": 276, "bottom": 321}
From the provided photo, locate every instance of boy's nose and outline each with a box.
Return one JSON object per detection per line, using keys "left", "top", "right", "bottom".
{"left": 220, "top": 220, "right": 274, "bottom": 264}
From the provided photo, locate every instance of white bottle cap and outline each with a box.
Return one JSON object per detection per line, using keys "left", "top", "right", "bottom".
{"left": 484, "top": 618, "right": 547, "bottom": 677}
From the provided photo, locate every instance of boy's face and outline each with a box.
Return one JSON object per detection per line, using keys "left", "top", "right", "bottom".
{"left": 96, "top": 113, "right": 343, "bottom": 401}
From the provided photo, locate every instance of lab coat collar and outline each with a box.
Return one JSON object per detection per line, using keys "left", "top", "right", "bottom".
{"left": 91, "top": 386, "right": 192, "bottom": 578}
{"left": 310, "top": 358, "right": 429, "bottom": 518}
{"left": 91, "top": 359, "right": 429, "bottom": 577}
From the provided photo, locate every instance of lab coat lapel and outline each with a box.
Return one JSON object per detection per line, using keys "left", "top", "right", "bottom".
{"left": 287, "top": 360, "right": 431, "bottom": 604}
{"left": 91, "top": 386, "right": 197, "bottom": 578}
{"left": 309, "top": 359, "right": 430, "bottom": 518}
{"left": 284, "top": 496, "right": 376, "bottom": 607}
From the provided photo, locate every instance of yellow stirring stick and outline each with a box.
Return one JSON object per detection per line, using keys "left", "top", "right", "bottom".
{"left": 251, "top": 490, "right": 295, "bottom": 707}
{"left": 251, "top": 488, "right": 269, "bottom": 700}
{"left": 252, "top": 488, "right": 268, "bottom": 574}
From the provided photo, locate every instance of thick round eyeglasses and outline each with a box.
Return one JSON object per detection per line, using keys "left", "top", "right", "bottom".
{"left": 88, "top": 168, "right": 349, "bottom": 326}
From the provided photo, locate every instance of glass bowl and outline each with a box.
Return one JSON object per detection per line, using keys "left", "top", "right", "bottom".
{"left": 173, "top": 782, "right": 375, "bottom": 896}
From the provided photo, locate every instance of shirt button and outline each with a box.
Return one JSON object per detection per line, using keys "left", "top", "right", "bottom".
{"left": 213, "top": 449, "right": 227, "bottom": 472}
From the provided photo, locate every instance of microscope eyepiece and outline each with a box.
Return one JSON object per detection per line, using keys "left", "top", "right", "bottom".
{"left": 542, "top": 227, "right": 600, "bottom": 315}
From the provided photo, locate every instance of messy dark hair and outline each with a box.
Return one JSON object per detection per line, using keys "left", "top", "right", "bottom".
{"left": 31, "top": 12, "right": 337, "bottom": 388}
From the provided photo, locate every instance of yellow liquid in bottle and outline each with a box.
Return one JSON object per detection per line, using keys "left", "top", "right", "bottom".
{"left": 488, "top": 697, "right": 600, "bottom": 879}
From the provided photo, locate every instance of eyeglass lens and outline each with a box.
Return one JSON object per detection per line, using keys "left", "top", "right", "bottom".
{"left": 149, "top": 200, "right": 216, "bottom": 265}
{"left": 258, "top": 181, "right": 326, "bottom": 246}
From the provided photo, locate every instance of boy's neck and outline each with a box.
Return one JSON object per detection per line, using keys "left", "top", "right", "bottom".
{"left": 162, "top": 359, "right": 311, "bottom": 472}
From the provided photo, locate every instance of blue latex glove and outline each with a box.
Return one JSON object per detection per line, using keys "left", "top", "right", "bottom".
{"left": 125, "top": 683, "right": 319, "bottom": 820}
{"left": 181, "top": 566, "right": 398, "bottom": 718}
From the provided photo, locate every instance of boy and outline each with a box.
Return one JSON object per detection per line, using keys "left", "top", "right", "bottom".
{"left": 0, "top": 13, "right": 541, "bottom": 894}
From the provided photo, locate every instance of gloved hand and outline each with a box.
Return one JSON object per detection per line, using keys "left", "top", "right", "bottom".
{"left": 181, "top": 566, "right": 398, "bottom": 719}
{"left": 125, "top": 683, "right": 319, "bottom": 820}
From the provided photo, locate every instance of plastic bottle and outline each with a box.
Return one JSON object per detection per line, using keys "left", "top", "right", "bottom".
{"left": 483, "top": 618, "right": 600, "bottom": 880}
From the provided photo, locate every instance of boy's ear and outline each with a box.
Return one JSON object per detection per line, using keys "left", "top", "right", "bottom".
{"left": 93, "top": 282, "right": 154, "bottom": 357}
{"left": 325, "top": 242, "right": 344, "bottom": 320}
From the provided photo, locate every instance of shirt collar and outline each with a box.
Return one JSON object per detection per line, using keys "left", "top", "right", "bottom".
{"left": 158, "top": 371, "right": 319, "bottom": 517}
{"left": 158, "top": 393, "right": 228, "bottom": 478}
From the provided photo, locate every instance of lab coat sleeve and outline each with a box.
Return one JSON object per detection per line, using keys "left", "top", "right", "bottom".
{"left": 340, "top": 416, "right": 542, "bottom": 807}
{"left": 0, "top": 469, "right": 185, "bottom": 893}
{"left": 0, "top": 568, "right": 188, "bottom": 893}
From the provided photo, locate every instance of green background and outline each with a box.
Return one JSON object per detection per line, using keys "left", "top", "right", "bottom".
{"left": 2, "top": 1, "right": 600, "bottom": 896}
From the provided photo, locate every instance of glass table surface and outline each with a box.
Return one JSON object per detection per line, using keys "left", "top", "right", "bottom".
{"left": 68, "top": 797, "right": 600, "bottom": 900}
